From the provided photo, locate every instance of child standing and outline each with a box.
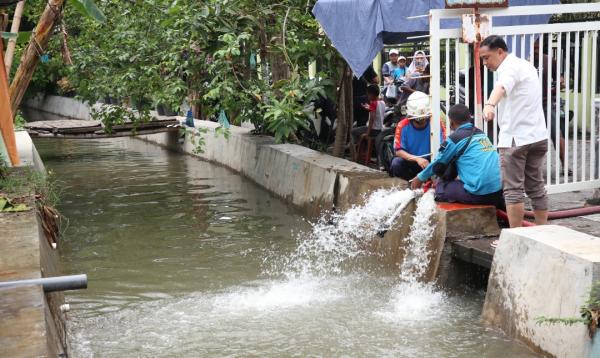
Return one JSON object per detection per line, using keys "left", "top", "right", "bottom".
{"left": 351, "top": 84, "right": 385, "bottom": 144}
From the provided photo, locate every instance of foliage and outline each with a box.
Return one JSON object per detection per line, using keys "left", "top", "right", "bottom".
{"left": 13, "top": 111, "right": 27, "bottom": 130}
{"left": 91, "top": 104, "right": 152, "bottom": 134}
{"left": 180, "top": 126, "right": 209, "bottom": 154}
{"left": 16, "top": 0, "right": 342, "bottom": 145}
{"left": 0, "top": 167, "right": 60, "bottom": 208}
{"left": 536, "top": 281, "right": 600, "bottom": 338}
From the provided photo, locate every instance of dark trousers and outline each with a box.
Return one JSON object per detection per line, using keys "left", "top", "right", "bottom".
{"left": 435, "top": 180, "right": 505, "bottom": 209}
{"left": 389, "top": 157, "right": 422, "bottom": 181}
{"left": 353, "top": 95, "right": 369, "bottom": 127}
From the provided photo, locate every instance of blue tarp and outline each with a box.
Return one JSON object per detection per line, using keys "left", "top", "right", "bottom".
{"left": 312, "top": 0, "right": 560, "bottom": 76}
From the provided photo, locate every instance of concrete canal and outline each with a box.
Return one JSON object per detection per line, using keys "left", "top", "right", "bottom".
{"left": 35, "top": 137, "right": 537, "bottom": 357}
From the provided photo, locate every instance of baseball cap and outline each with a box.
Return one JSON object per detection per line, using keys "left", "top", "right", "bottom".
{"left": 389, "top": 49, "right": 399, "bottom": 55}
{"left": 398, "top": 55, "right": 406, "bottom": 61}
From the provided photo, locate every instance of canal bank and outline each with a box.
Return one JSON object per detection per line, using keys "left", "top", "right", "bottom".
{"left": 20, "top": 97, "right": 600, "bottom": 357}
{"left": 0, "top": 131, "right": 68, "bottom": 357}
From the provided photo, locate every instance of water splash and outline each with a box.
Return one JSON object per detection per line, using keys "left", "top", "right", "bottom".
{"left": 399, "top": 191, "right": 438, "bottom": 283}
{"left": 382, "top": 191, "right": 445, "bottom": 322}
{"left": 269, "top": 188, "right": 416, "bottom": 278}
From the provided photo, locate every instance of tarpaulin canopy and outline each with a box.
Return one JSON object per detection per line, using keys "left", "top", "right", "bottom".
{"left": 312, "top": 0, "right": 560, "bottom": 76}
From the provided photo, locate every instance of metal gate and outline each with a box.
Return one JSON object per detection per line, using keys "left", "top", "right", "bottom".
{"left": 429, "top": 3, "right": 600, "bottom": 194}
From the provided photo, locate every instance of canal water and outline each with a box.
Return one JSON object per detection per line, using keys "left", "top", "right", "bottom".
{"left": 35, "top": 137, "right": 536, "bottom": 357}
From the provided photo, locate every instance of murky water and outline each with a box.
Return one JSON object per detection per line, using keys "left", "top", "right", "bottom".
{"left": 35, "top": 137, "right": 537, "bottom": 357}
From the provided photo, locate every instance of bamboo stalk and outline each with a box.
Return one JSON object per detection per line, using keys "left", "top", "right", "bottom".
{"left": 4, "top": 0, "right": 25, "bottom": 79}
{"left": 9, "top": 0, "right": 65, "bottom": 117}
{"left": 0, "top": 39, "right": 20, "bottom": 165}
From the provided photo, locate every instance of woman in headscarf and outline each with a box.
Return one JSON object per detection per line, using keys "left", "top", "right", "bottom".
{"left": 407, "top": 50, "right": 429, "bottom": 77}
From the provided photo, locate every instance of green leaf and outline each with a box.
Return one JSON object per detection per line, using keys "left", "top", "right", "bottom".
{"left": 0, "top": 198, "right": 7, "bottom": 211}
{"left": 67, "top": 0, "right": 107, "bottom": 23}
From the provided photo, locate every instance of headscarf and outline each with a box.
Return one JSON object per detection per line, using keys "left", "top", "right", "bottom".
{"left": 407, "top": 50, "right": 429, "bottom": 77}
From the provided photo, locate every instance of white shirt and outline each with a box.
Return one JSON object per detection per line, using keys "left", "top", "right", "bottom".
{"left": 496, "top": 53, "right": 547, "bottom": 148}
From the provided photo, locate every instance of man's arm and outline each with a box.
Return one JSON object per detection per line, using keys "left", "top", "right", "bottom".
{"left": 396, "top": 149, "right": 429, "bottom": 169}
{"left": 417, "top": 139, "right": 459, "bottom": 181}
{"left": 483, "top": 84, "right": 506, "bottom": 122}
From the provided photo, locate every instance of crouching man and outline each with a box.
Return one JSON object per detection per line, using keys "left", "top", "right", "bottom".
{"left": 411, "top": 104, "right": 504, "bottom": 208}
{"left": 389, "top": 91, "right": 446, "bottom": 180}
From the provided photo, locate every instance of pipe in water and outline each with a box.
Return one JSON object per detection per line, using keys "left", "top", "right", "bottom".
{"left": 0, "top": 274, "right": 87, "bottom": 292}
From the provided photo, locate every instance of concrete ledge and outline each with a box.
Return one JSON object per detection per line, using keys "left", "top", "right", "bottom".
{"left": 24, "top": 94, "right": 92, "bottom": 120}
{"left": 137, "top": 120, "right": 405, "bottom": 216}
{"left": 15, "top": 130, "right": 45, "bottom": 171}
{"left": 483, "top": 225, "right": 600, "bottom": 357}
{"left": 1, "top": 132, "right": 65, "bottom": 356}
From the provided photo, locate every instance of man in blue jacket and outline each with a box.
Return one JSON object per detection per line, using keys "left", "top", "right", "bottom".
{"left": 411, "top": 104, "right": 504, "bottom": 208}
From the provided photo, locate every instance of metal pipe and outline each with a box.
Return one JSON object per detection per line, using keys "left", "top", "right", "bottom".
{"left": 523, "top": 206, "right": 600, "bottom": 220}
{"left": 0, "top": 274, "right": 87, "bottom": 292}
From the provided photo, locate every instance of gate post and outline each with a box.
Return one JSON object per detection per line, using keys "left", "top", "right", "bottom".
{"left": 430, "top": 10, "right": 442, "bottom": 157}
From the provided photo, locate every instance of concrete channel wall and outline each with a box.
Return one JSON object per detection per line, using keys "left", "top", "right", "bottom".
{"left": 137, "top": 120, "right": 407, "bottom": 216}
{"left": 0, "top": 132, "right": 67, "bottom": 356}
{"left": 25, "top": 95, "right": 600, "bottom": 357}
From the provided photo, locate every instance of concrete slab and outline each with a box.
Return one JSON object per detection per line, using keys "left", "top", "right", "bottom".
{"left": 0, "top": 285, "right": 47, "bottom": 357}
{"left": 483, "top": 225, "right": 600, "bottom": 357}
{"left": 436, "top": 202, "right": 500, "bottom": 240}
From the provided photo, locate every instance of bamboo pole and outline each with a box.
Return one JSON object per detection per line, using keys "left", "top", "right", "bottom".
{"left": 4, "top": 0, "right": 25, "bottom": 79}
{"left": 9, "top": 0, "right": 65, "bottom": 117}
{"left": 0, "top": 39, "right": 20, "bottom": 166}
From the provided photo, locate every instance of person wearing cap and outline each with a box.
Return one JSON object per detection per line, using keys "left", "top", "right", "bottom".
{"left": 389, "top": 91, "right": 446, "bottom": 180}
{"left": 410, "top": 104, "right": 504, "bottom": 208}
{"left": 392, "top": 56, "right": 407, "bottom": 80}
{"left": 382, "top": 49, "right": 401, "bottom": 87}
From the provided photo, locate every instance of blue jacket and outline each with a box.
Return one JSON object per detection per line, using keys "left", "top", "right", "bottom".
{"left": 417, "top": 123, "right": 502, "bottom": 196}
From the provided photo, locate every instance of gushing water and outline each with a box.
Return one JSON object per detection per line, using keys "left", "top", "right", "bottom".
{"left": 269, "top": 188, "right": 416, "bottom": 278}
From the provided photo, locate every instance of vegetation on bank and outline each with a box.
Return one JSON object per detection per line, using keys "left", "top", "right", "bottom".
{"left": 13, "top": 0, "right": 342, "bottom": 147}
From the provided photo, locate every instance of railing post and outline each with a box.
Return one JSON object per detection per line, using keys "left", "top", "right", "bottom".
{"left": 430, "top": 10, "right": 442, "bottom": 157}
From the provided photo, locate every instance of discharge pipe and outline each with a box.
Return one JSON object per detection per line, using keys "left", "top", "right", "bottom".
{"left": 0, "top": 274, "right": 87, "bottom": 292}
{"left": 523, "top": 206, "right": 600, "bottom": 220}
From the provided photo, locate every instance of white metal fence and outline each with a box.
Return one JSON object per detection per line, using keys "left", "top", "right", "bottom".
{"left": 430, "top": 3, "right": 600, "bottom": 194}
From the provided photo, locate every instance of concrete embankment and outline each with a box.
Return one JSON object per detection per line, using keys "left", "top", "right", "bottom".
{"left": 0, "top": 131, "right": 68, "bottom": 356}
{"left": 24, "top": 95, "right": 600, "bottom": 357}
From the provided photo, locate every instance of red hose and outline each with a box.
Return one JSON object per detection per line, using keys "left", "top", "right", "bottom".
{"left": 523, "top": 206, "right": 600, "bottom": 220}
{"left": 496, "top": 209, "right": 537, "bottom": 227}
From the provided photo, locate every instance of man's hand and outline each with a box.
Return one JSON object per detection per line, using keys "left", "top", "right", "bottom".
{"left": 415, "top": 157, "right": 429, "bottom": 169}
{"left": 410, "top": 176, "right": 423, "bottom": 190}
{"left": 483, "top": 104, "right": 495, "bottom": 122}
{"left": 361, "top": 103, "right": 370, "bottom": 110}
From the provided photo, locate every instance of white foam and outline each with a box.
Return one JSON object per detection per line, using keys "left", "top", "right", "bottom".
{"left": 212, "top": 277, "right": 342, "bottom": 311}
{"left": 273, "top": 188, "right": 415, "bottom": 278}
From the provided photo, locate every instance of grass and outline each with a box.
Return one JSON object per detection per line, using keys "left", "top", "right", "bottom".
{"left": 0, "top": 164, "right": 60, "bottom": 208}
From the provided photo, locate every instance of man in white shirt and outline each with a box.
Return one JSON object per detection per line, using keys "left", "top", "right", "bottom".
{"left": 480, "top": 35, "right": 548, "bottom": 228}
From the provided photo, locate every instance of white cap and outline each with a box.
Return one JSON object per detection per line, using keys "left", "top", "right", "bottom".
{"left": 398, "top": 55, "right": 406, "bottom": 61}
{"left": 389, "top": 49, "right": 399, "bottom": 55}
